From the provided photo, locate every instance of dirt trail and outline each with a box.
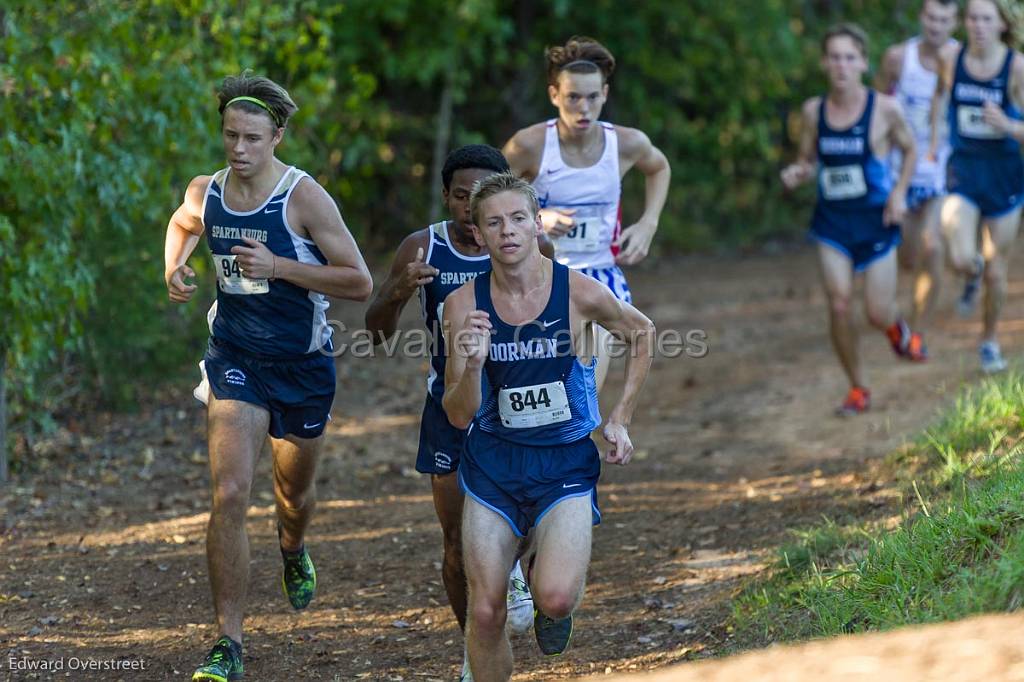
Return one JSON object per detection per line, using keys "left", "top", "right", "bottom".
{"left": 2, "top": 246, "right": 1021, "bottom": 680}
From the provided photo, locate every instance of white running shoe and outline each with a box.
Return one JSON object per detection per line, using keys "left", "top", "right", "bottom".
{"left": 460, "top": 649, "right": 473, "bottom": 682}
{"left": 980, "top": 340, "right": 1008, "bottom": 374}
{"left": 506, "top": 559, "right": 534, "bottom": 634}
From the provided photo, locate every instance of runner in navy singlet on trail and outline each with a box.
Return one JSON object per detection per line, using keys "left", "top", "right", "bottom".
{"left": 163, "top": 73, "right": 372, "bottom": 682}
{"left": 442, "top": 173, "right": 655, "bottom": 680}
{"left": 878, "top": 0, "right": 960, "bottom": 356}
{"left": 781, "top": 24, "right": 925, "bottom": 417}
{"left": 930, "top": 0, "right": 1024, "bottom": 373}
{"left": 364, "top": 145, "right": 552, "bottom": 681}
{"left": 503, "top": 36, "right": 670, "bottom": 390}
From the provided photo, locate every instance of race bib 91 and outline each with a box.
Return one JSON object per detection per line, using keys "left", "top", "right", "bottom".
{"left": 820, "top": 164, "right": 868, "bottom": 200}
{"left": 556, "top": 206, "right": 603, "bottom": 252}
{"left": 213, "top": 254, "right": 269, "bottom": 295}
{"left": 958, "top": 105, "right": 1002, "bottom": 140}
{"left": 498, "top": 380, "right": 571, "bottom": 429}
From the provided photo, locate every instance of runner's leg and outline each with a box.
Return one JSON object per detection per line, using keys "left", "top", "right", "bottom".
{"left": 206, "top": 393, "right": 270, "bottom": 643}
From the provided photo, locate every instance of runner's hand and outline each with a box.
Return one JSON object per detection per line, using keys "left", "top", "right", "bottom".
{"left": 982, "top": 101, "right": 1011, "bottom": 135}
{"left": 780, "top": 163, "right": 813, "bottom": 191}
{"left": 614, "top": 217, "right": 657, "bottom": 265}
{"left": 540, "top": 208, "right": 576, "bottom": 238}
{"left": 231, "top": 237, "right": 276, "bottom": 279}
{"left": 395, "top": 246, "right": 439, "bottom": 300}
{"left": 603, "top": 422, "right": 634, "bottom": 465}
{"left": 166, "top": 263, "right": 197, "bottom": 303}
{"left": 457, "top": 310, "right": 492, "bottom": 370}
{"left": 884, "top": 190, "right": 907, "bottom": 226}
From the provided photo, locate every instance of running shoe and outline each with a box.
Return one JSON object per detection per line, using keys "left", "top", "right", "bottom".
{"left": 836, "top": 386, "right": 871, "bottom": 417}
{"left": 506, "top": 560, "right": 534, "bottom": 634}
{"left": 192, "top": 636, "right": 243, "bottom": 682}
{"left": 460, "top": 650, "right": 474, "bottom": 682}
{"left": 905, "top": 332, "right": 928, "bottom": 362}
{"left": 535, "top": 610, "right": 573, "bottom": 655}
{"left": 279, "top": 526, "right": 316, "bottom": 610}
{"left": 957, "top": 253, "right": 985, "bottom": 318}
{"left": 980, "top": 340, "right": 1008, "bottom": 374}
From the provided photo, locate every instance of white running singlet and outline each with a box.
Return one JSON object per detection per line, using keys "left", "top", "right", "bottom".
{"left": 892, "top": 37, "right": 956, "bottom": 192}
{"left": 531, "top": 119, "right": 621, "bottom": 270}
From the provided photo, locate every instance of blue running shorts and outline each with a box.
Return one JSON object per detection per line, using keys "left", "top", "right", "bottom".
{"left": 459, "top": 425, "right": 601, "bottom": 537}
{"left": 416, "top": 395, "right": 466, "bottom": 475}
{"left": 947, "top": 152, "right": 1024, "bottom": 218}
{"left": 194, "top": 337, "right": 335, "bottom": 439}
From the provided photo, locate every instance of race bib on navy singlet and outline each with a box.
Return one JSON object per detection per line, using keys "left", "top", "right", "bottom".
{"left": 556, "top": 206, "right": 603, "bottom": 252}
{"left": 958, "top": 105, "right": 1002, "bottom": 139}
{"left": 820, "top": 165, "right": 868, "bottom": 200}
{"left": 498, "top": 380, "right": 571, "bottom": 429}
{"left": 213, "top": 254, "right": 269, "bottom": 295}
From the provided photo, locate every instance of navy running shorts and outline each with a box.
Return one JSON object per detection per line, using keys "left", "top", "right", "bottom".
{"left": 947, "top": 152, "right": 1024, "bottom": 218}
{"left": 194, "top": 337, "right": 335, "bottom": 439}
{"left": 459, "top": 425, "right": 601, "bottom": 537}
{"left": 810, "top": 204, "right": 901, "bottom": 272}
{"left": 416, "top": 395, "right": 466, "bottom": 475}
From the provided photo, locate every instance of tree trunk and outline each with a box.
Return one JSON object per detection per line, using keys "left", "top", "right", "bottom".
{"left": 429, "top": 59, "right": 456, "bottom": 223}
{"left": 0, "top": 346, "right": 7, "bottom": 483}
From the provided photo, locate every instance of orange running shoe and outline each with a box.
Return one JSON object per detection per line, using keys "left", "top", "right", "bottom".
{"left": 905, "top": 332, "right": 928, "bottom": 362}
{"left": 836, "top": 386, "right": 871, "bottom": 417}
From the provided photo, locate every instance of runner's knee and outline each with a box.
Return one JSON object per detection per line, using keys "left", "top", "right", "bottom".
{"left": 828, "top": 294, "right": 852, "bottom": 318}
{"left": 532, "top": 584, "right": 576, "bottom": 620}
{"left": 468, "top": 590, "right": 507, "bottom": 633}
{"left": 212, "top": 479, "right": 250, "bottom": 515}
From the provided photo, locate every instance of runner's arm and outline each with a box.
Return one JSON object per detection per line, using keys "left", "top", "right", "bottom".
{"left": 262, "top": 178, "right": 373, "bottom": 301}
{"left": 780, "top": 98, "right": 819, "bottom": 190}
{"left": 875, "top": 44, "right": 905, "bottom": 94}
{"left": 502, "top": 125, "right": 544, "bottom": 181}
{"left": 882, "top": 95, "right": 916, "bottom": 225}
{"left": 442, "top": 285, "right": 490, "bottom": 429}
{"left": 571, "top": 271, "right": 655, "bottom": 464}
{"left": 615, "top": 127, "right": 671, "bottom": 265}
{"left": 929, "top": 47, "right": 956, "bottom": 159}
{"left": 986, "top": 53, "right": 1024, "bottom": 143}
{"left": 364, "top": 230, "right": 435, "bottom": 345}
{"left": 163, "top": 175, "right": 209, "bottom": 303}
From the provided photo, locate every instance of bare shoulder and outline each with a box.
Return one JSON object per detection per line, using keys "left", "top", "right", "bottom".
{"left": 184, "top": 174, "right": 212, "bottom": 204}
{"left": 1012, "top": 51, "right": 1024, "bottom": 79}
{"left": 507, "top": 122, "right": 548, "bottom": 151}
{"left": 444, "top": 276, "right": 479, "bottom": 321}
{"left": 801, "top": 96, "right": 821, "bottom": 123}
{"left": 614, "top": 124, "right": 653, "bottom": 160}
{"left": 939, "top": 41, "right": 960, "bottom": 64}
{"left": 390, "top": 228, "right": 431, "bottom": 267}
{"left": 883, "top": 42, "right": 907, "bottom": 70}
{"left": 291, "top": 173, "right": 334, "bottom": 208}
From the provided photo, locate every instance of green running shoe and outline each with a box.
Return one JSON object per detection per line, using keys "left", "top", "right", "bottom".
{"left": 192, "top": 636, "right": 243, "bottom": 682}
{"left": 534, "top": 610, "right": 573, "bottom": 656}
{"left": 281, "top": 543, "right": 317, "bottom": 610}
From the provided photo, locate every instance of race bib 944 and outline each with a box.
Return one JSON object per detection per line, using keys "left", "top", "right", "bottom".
{"left": 213, "top": 254, "right": 269, "bottom": 295}
{"left": 498, "top": 380, "right": 571, "bottom": 429}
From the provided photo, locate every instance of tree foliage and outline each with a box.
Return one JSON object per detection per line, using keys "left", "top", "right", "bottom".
{"left": 0, "top": 0, "right": 930, "bottom": 464}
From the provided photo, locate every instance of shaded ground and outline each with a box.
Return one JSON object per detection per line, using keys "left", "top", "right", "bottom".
{"left": 2, "top": 246, "right": 1020, "bottom": 680}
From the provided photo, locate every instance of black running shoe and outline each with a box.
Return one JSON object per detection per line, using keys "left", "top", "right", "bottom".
{"left": 534, "top": 610, "right": 573, "bottom": 655}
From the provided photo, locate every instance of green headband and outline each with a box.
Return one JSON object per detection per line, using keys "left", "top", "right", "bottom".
{"left": 224, "top": 96, "right": 282, "bottom": 127}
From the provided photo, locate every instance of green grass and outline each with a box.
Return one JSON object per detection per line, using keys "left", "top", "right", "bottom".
{"left": 731, "top": 372, "right": 1024, "bottom": 647}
